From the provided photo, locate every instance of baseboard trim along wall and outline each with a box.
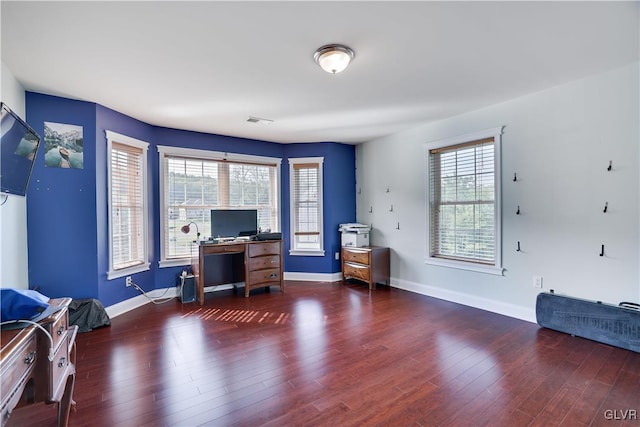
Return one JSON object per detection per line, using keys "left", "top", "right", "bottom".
{"left": 283, "top": 272, "right": 343, "bottom": 282}
{"left": 105, "top": 274, "right": 343, "bottom": 318}
{"left": 106, "top": 274, "right": 536, "bottom": 322}
{"left": 391, "top": 277, "right": 537, "bottom": 324}
{"left": 105, "top": 287, "right": 179, "bottom": 318}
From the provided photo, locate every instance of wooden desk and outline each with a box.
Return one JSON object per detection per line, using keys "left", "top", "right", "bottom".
{"left": 0, "top": 297, "right": 78, "bottom": 427}
{"left": 192, "top": 240, "right": 284, "bottom": 304}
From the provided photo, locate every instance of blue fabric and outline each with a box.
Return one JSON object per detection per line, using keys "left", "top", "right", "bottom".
{"left": 0, "top": 289, "right": 50, "bottom": 322}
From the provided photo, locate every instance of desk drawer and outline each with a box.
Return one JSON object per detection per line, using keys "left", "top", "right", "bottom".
{"left": 342, "top": 248, "right": 370, "bottom": 265}
{"left": 49, "top": 312, "right": 68, "bottom": 352}
{"left": 49, "top": 334, "right": 70, "bottom": 401}
{"left": 202, "top": 244, "right": 245, "bottom": 255}
{"left": 0, "top": 332, "right": 37, "bottom": 406}
{"left": 248, "top": 255, "right": 280, "bottom": 271}
{"left": 344, "top": 262, "right": 370, "bottom": 282}
{"left": 248, "top": 241, "right": 281, "bottom": 257}
{"left": 249, "top": 268, "right": 281, "bottom": 285}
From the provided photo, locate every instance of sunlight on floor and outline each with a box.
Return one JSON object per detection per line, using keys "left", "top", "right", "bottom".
{"left": 181, "top": 307, "right": 291, "bottom": 324}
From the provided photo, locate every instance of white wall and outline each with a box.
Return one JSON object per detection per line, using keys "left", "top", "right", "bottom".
{"left": 356, "top": 62, "right": 640, "bottom": 322}
{"left": 1, "top": 61, "right": 29, "bottom": 289}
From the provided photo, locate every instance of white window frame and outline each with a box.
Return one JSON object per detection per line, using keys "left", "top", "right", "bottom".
{"left": 158, "top": 145, "right": 282, "bottom": 267}
{"left": 425, "top": 126, "right": 504, "bottom": 275}
{"left": 289, "top": 157, "right": 325, "bottom": 256}
{"left": 106, "top": 130, "right": 150, "bottom": 279}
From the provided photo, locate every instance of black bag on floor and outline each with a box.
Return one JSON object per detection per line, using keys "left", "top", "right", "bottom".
{"left": 69, "top": 298, "right": 111, "bottom": 332}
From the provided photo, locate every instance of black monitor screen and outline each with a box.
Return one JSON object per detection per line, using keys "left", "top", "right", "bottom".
{"left": 1, "top": 103, "right": 41, "bottom": 196}
{"left": 210, "top": 209, "right": 258, "bottom": 239}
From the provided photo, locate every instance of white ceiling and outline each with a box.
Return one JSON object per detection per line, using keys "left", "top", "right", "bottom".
{"left": 2, "top": 1, "right": 638, "bottom": 144}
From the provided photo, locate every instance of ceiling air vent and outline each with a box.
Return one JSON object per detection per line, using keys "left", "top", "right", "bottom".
{"left": 247, "top": 116, "right": 273, "bottom": 125}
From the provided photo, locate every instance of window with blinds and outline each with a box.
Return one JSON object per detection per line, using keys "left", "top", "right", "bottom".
{"left": 289, "top": 157, "right": 324, "bottom": 255}
{"left": 426, "top": 127, "right": 503, "bottom": 274}
{"left": 158, "top": 147, "right": 280, "bottom": 263}
{"left": 106, "top": 131, "right": 150, "bottom": 279}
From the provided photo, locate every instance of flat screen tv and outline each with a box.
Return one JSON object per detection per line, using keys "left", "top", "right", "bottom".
{"left": 1, "top": 102, "right": 41, "bottom": 196}
{"left": 210, "top": 209, "right": 258, "bottom": 239}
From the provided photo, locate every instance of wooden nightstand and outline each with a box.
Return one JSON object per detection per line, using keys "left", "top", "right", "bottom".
{"left": 341, "top": 246, "right": 390, "bottom": 290}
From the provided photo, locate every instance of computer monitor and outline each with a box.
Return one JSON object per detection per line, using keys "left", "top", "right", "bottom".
{"left": 210, "top": 209, "right": 258, "bottom": 239}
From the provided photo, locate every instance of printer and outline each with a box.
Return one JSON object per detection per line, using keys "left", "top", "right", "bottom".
{"left": 339, "top": 223, "right": 371, "bottom": 248}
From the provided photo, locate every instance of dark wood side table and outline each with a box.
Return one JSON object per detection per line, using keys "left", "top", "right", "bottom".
{"left": 341, "top": 246, "right": 390, "bottom": 290}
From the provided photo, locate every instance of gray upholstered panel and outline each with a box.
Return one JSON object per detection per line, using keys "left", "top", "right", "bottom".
{"left": 536, "top": 293, "right": 640, "bottom": 353}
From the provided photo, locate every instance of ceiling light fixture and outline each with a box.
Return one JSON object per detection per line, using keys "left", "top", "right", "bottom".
{"left": 313, "top": 44, "right": 355, "bottom": 74}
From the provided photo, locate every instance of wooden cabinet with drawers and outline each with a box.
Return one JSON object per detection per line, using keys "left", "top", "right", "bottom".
{"left": 1, "top": 297, "right": 78, "bottom": 427}
{"left": 245, "top": 240, "right": 283, "bottom": 298}
{"left": 341, "top": 246, "right": 390, "bottom": 290}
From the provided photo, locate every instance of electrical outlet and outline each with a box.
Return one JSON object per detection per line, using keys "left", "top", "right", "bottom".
{"left": 533, "top": 275, "right": 543, "bottom": 289}
{"left": 125, "top": 276, "right": 132, "bottom": 287}
{"left": 335, "top": 252, "right": 340, "bottom": 260}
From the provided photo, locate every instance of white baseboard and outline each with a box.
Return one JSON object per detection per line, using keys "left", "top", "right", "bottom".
{"left": 105, "top": 287, "right": 179, "bottom": 318}
{"left": 391, "top": 277, "right": 537, "bottom": 323}
{"left": 283, "top": 271, "right": 342, "bottom": 282}
{"left": 105, "top": 283, "right": 259, "bottom": 318}
{"left": 106, "top": 275, "right": 536, "bottom": 324}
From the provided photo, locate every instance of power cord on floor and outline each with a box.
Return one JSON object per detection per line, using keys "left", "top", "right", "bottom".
{"left": 130, "top": 274, "right": 185, "bottom": 305}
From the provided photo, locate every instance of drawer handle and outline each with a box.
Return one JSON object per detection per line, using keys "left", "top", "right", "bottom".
{"left": 24, "top": 351, "right": 36, "bottom": 365}
{"left": 57, "top": 326, "right": 65, "bottom": 336}
{"left": 58, "top": 357, "right": 66, "bottom": 368}
{"left": 269, "top": 273, "right": 277, "bottom": 279}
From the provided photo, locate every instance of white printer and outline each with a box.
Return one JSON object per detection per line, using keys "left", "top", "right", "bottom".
{"left": 339, "top": 223, "right": 371, "bottom": 247}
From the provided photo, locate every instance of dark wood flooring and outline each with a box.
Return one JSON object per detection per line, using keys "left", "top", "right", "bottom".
{"left": 8, "top": 281, "right": 640, "bottom": 427}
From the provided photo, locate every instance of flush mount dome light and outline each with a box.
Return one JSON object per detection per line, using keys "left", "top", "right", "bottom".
{"left": 313, "top": 44, "right": 355, "bottom": 74}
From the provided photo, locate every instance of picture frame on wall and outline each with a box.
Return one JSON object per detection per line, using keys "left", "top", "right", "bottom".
{"left": 44, "top": 121, "right": 84, "bottom": 169}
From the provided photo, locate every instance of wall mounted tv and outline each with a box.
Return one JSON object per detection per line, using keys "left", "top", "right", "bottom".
{"left": 210, "top": 209, "right": 258, "bottom": 239}
{"left": 0, "top": 102, "right": 41, "bottom": 196}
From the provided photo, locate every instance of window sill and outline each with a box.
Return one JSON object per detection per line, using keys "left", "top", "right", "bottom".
{"left": 158, "top": 258, "right": 191, "bottom": 268}
{"left": 424, "top": 256, "right": 504, "bottom": 276}
{"left": 289, "top": 249, "right": 325, "bottom": 257}
{"left": 108, "top": 262, "right": 151, "bottom": 280}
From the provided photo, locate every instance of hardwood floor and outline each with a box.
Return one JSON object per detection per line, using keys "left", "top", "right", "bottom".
{"left": 8, "top": 281, "right": 640, "bottom": 427}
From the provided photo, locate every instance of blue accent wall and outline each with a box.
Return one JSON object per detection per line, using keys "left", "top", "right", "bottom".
{"left": 95, "top": 104, "right": 156, "bottom": 306}
{"left": 283, "top": 143, "right": 356, "bottom": 273}
{"left": 26, "top": 92, "right": 99, "bottom": 300}
{"left": 25, "top": 92, "right": 355, "bottom": 306}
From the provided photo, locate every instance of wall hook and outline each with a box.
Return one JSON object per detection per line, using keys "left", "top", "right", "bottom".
{"left": 600, "top": 244, "right": 605, "bottom": 257}
{"left": 603, "top": 202, "right": 608, "bottom": 213}
{"left": 396, "top": 222, "right": 400, "bottom": 230}
{"left": 516, "top": 205, "right": 520, "bottom": 215}
{"left": 607, "top": 160, "right": 612, "bottom": 171}
{"left": 516, "top": 241, "right": 521, "bottom": 252}
{"left": 389, "top": 204, "right": 394, "bottom": 212}
{"left": 369, "top": 206, "right": 373, "bottom": 213}
{"left": 386, "top": 187, "right": 390, "bottom": 193}
{"left": 513, "top": 173, "right": 518, "bottom": 182}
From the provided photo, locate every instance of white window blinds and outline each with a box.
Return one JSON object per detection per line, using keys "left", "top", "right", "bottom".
{"left": 162, "top": 153, "right": 279, "bottom": 260}
{"left": 289, "top": 158, "right": 324, "bottom": 254}
{"left": 109, "top": 140, "right": 147, "bottom": 272}
{"left": 429, "top": 137, "right": 496, "bottom": 265}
